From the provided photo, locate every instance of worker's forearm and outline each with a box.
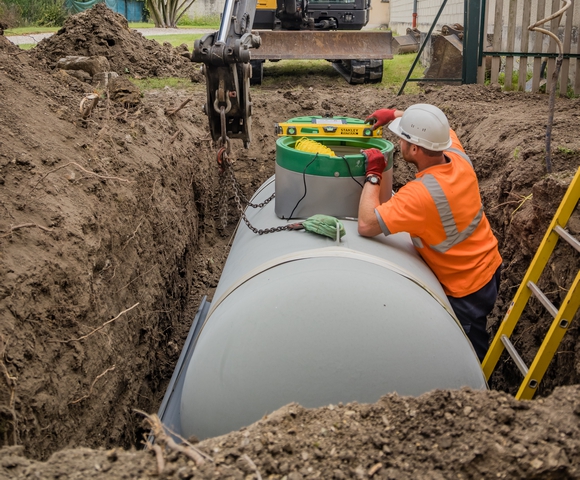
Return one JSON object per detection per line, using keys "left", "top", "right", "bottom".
{"left": 357, "top": 184, "right": 383, "bottom": 237}
{"left": 379, "top": 168, "right": 393, "bottom": 204}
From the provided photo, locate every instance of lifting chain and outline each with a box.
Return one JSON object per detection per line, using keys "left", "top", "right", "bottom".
{"left": 223, "top": 162, "right": 286, "bottom": 235}
{"left": 217, "top": 158, "right": 299, "bottom": 235}
{"left": 216, "top": 106, "right": 231, "bottom": 174}
{"left": 214, "top": 95, "right": 297, "bottom": 235}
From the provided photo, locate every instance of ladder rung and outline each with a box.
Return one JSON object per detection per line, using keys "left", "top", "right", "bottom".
{"left": 527, "top": 281, "right": 559, "bottom": 318}
{"left": 554, "top": 225, "right": 580, "bottom": 254}
{"left": 500, "top": 335, "right": 529, "bottom": 376}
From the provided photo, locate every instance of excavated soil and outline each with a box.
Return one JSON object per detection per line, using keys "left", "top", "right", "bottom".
{"left": 1, "top": 5, "right": 580, "bottom": 479}
{"left": 32, "top": 4, "right": 202, "bottom": 81}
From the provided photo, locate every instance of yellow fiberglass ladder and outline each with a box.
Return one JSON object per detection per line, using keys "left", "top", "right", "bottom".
{"left": 481, "top": 167, "right": 580, "bottom": 400}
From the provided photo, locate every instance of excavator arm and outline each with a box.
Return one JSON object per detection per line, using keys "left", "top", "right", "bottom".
{"left": 192, "top": 0, "right": 392, "bottom": 153}
{"left": 192, "top": 0, "right": 261, "bottom": 150}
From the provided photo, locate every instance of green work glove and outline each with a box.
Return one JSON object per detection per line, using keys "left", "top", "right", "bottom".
{"left": 302, "top": 215, "right": 346, "bottom": 239}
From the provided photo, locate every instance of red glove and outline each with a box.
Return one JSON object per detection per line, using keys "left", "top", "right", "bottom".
{"left": 365, "top": 109, "right": 397, "bottom": 131}
{"left": 362, "top": 148, "right": 386, "bottom": 178}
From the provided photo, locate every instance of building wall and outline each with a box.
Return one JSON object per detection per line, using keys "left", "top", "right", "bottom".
{"left": 389, "top": 0, "right": 464, "bottom": 36}
{"left": 187, "top": 0, "right": 391, "bottom": 26}
{"left": 368, "top": 0, "right": 390, "bottom": 28}
{"left": 186, "top": 0, "right": 223, "bottom": 20}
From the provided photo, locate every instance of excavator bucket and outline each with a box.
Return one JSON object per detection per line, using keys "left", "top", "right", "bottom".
{"left": 250, "top": 30, "right": 392, "bottom": 84}
{"left": 422, "top": 25, "right": 463, "bottom": 82}
{"left": 251, "top": 30, "right": 392, "bottom": 61}
{"left": 391, "top": 28, "right": 421, "bottom": 55}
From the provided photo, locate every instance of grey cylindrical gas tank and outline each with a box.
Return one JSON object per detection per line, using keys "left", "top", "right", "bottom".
{"left": 180, "top": 176, "right": 487, "bottom": 441}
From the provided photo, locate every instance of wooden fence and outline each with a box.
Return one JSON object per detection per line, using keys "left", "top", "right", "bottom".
{"left": 477, "top": 0, "right": 580, "bottom": 96}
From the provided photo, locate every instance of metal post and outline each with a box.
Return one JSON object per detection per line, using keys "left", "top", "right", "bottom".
{"left": 478, "top": 0, "right": 487, "bottom": 68}
{"left": 463, "top": 0, "right": 483, "bottom": 84}
{"left": 397, "top": 0, "right": 449, "bottom": 95}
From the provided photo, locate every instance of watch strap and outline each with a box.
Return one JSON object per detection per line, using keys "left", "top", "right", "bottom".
{"left": 365, "top": 175, "right": 381, "bottom": 185}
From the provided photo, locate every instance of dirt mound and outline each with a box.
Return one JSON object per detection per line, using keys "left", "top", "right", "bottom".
{"left": 0, "top": 31, "right": 21, "bottom": 53}
{"left": 2, "top": 385, "right": 580, "bottom": 479}
{"left": 32, "top": 4, "right": 202, "bottom": 81}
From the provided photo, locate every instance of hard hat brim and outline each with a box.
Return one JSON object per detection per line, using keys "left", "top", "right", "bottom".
{"left": 387, "top": 117, "right": 402, "bottom": 137}
{"left": 387, "top": 117, "right": 452, "bottom": 152}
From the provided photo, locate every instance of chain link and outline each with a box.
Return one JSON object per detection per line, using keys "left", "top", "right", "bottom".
{"left": 218, "top": 161, "right": 288, "bottom": 235}
{"left": 218, "top": 174, "right": 230, "bottom": 230}
{"left": 228, "top": 168, "right": 275, "bottom": 209}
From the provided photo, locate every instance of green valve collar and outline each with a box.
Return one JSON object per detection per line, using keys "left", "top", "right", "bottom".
{"left": 276, "top": 136, "right": 394, "bottom": 177}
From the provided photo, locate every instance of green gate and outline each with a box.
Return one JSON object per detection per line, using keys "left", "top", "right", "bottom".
{"left": 65, "top": 0, "right": 145, "bottom": 22}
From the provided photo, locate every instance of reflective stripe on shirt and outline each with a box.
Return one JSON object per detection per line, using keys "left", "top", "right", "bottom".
{"left": 411, "top": 236, "right": 424, "bottom": 248}
{"left": 414, "top": 173, "right": 483, "bottom": 253}
{"left": 446, "top": 148, "right": 473, "bottom": 167}
{"left": 375, "top": 209, "right": 390, "bottom": 235}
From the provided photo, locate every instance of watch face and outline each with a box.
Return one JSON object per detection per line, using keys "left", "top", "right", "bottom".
{"left": 366, "top": 175, "right": 380, "bottom": 185}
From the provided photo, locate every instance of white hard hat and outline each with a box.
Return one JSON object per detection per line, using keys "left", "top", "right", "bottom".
{"left": 388, "top": 104, "right": 452, "bottom": 151}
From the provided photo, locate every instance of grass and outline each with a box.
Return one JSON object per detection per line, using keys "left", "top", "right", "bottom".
{"left": 5, "top": 25, "right": 59, "bottom": 35}
{"left": 5, "top": 21, "right": 217, "bottom": 36}
{"left": 10, "top": 27, "right": 209, "bottom": 50}
{"left": 177, "top": 14, "right": 220, "bottom": 28}
{"left": 259, "top": 52, "right": 423, "bottom": 92}
{"left": 144, "top": 33, "right": 205, "bottom": 45}
{"left": 385, "top": 53, "right": 423, "bottom": 93}
{"left": 11, "top": 27, "right": 423, "bottom": 93}
{"left": 127, "top": 49, "right": 422, "bottom": 93}
{"left": 127, "top": 22, "right": 155, "bottom": 29}
{"left": 146, "top": 33, "right": 205, "bottom": 47}
{"left": 145, "top": 26, "right": 422, "bottom": 92}
{"left": 488, "top": 68, "right": 579, "bottom": 98}
{"left": 556, "top": 146, "right": 577, "bottom": 155}
{"left": 261, "top": 59, "right": 340, "bottom": 88}
{"left": 132, "top": 47, "right": 422, "bottom": 93}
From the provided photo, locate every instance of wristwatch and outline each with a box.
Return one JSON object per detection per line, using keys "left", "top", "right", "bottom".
{"left": 365, "top": 175, "right": 381, "bottom": 186}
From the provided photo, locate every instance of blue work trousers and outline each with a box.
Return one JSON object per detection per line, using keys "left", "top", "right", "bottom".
{"left": 447, "top": 266, "right": 502, "bottom": 363}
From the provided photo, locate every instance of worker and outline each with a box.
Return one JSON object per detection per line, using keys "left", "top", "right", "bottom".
{"left": 358, "top": 104, "right": 502, "bottom": 362}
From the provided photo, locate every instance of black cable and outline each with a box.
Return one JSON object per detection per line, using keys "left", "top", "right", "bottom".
{"left": 340, "top": 155, "right": 364, "bottom": 188}
{"left": 287, "top": 152, "right": 367, "bottom": 219}
{"left": 287, "top": 153, "right": 319, "bottom": 220}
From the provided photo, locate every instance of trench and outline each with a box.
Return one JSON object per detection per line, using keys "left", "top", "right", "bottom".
{"left": 114, "top": 134, "right": 580, "bottom": 455}
{"left": 2, "top": 71, "right": 579, "bottom": 460}
{"left": 122, "top": 132, "right": 580, "bottom": 451}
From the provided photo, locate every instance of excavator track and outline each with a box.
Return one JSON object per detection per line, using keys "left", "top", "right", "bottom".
{"left": 250, "top": 58, "right": 383, "bottom": 85}
{"left": 332, "top": 59, "right": 383, "bottom": 85}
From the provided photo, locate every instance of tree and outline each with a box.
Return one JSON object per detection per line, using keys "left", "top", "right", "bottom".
{"left": 146, "top": 0, "right": 196, "bottom": 28}
{"left": 1, "top": 0, "right": 68, "bottom": 26}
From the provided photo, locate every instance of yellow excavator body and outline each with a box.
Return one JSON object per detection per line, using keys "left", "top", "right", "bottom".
{"left": 249, "top": 0, "right": 392, "bottom": 84}
{"left": 257, "top": 0, "right": 276, "bottom": 8}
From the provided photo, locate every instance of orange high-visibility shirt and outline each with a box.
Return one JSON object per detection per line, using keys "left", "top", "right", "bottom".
{"left": 375, "top": 130, "right": 502, "bottom": 297}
